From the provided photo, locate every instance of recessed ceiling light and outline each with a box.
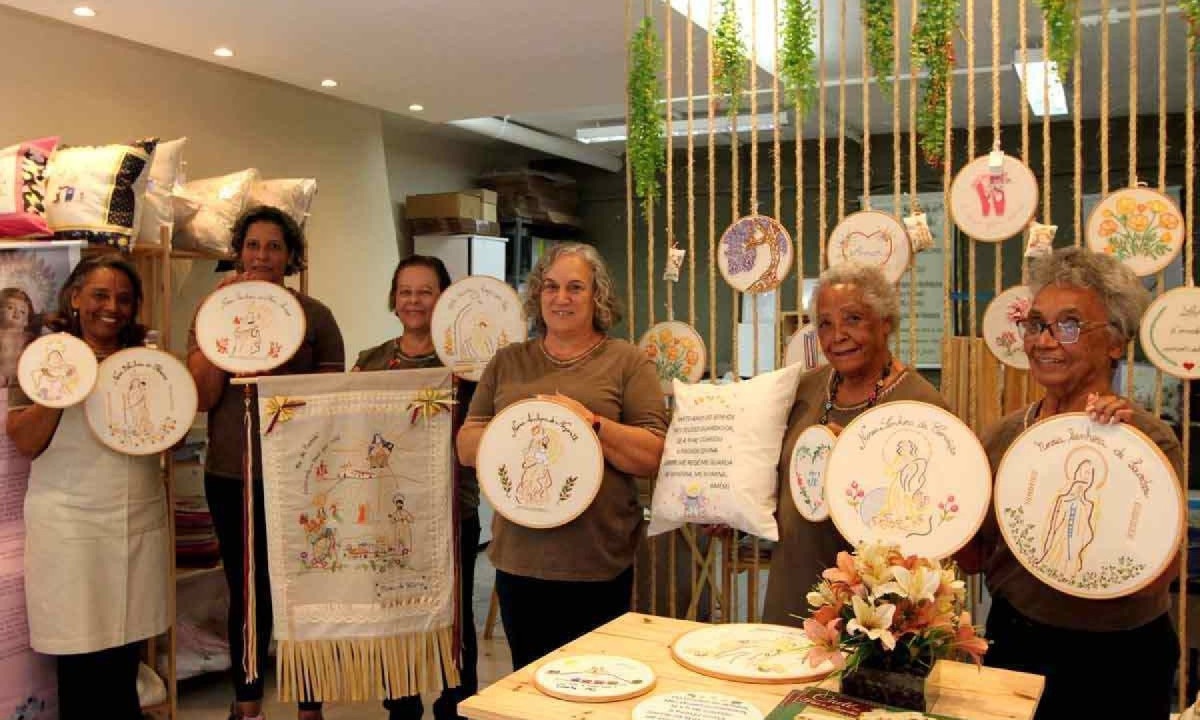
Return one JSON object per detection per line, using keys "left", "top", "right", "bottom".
{"left": 409, "top": 104, "right": 424, "bottom": 112}
{"left": 72, "top": 6, "right": 96, "bottom": 17}
{"left": 321, "top": 79, "right": 338, "bottom": 88}
{"left": 213, "top": 47, "right": 234, "bottom": 58}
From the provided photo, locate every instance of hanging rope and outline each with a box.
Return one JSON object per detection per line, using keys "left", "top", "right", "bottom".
{"left": 1100, "top": 0, "right": 1110, "bottom": 195}
{"left": 1180, "top": 38, "right": 1197, "bottom": 712}
{"left": 688, "top": 0, "right": 697, "bottom": 329}
{"left": 1153, "top": 0, "right": 1166, "bottom": 469}
{"left": 908, "top": 0, "right": 918, "bottom": 365}
{"left": 967, "top": 0, "right": 978, "bottom": 434}
{"left": 707, "top": 0, "right": 717, "bottom": 391}
{"left": 1128, "top": 0, "right": 1138, "bottom": 187}
{"left": 795, "top": 0, "right": 807, "bottom": 323}
{"left": 750, "top": 0, "right": 759, "bottom": 378}
{"left": 1041, "top": 16, "right": 1051, "bottom": 221}
{"left": 862, "top": 14, "right": 871, "bottom": 209}
{"left": 625, "top": 0, "right": 635, "bottom": 343}
{"left": 1073, "top": 1, "right": 1082, "bottom": 247}
{"left": 992, "top": 0, "right": 1002, "bottom": 296}
{"left": 837, "top": 0, "right": 846, "bottom": 222}
{"left": 941, "top": 40, "right": 953, "bottom": 346}
{"left": 1019, "top": 0, "right": 1029, "bottom": 164}
{"left": 818, "top": 0, "right": 827, "bottom": 268}
{"left": 665, "top": 0, "right": 674, "bottom": 324}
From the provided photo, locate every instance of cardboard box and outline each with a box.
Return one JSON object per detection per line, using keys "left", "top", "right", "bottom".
{"left": 405, "top": 192, "right": 483, "bottom": 220}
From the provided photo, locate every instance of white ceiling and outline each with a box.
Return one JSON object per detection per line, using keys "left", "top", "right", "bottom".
{"left": 2, "top": 1, "right": 1190, "bottom": 151}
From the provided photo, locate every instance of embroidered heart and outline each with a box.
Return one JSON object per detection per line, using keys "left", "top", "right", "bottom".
{"left": 842, "top": 229, "right": 894, "bottom": 265}
{"left": 1184, "top": 362, "right": 1195, "bottom": 371}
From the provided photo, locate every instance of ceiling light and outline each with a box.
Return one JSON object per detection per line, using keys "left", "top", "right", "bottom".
{"left": 213, "top": 47, "right": 234, "bottom": 58}
{"left": 321, "top": 79, "right": 338, "bottom": 88}
{"left": 72, "top": 6, "right": 96, "bottom": 17}
{"left": 1012, "top": 49, "right": 1068, "bottom": 117}
{"left": 576, "top": 111, "right": 790, "bottom": 144}
{"left": 409, "top": 104, "right": 425, "bottom": 112}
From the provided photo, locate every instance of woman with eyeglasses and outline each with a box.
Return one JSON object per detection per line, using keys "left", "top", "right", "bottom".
{"left": 957, "top": 247, "right": 1180, "bottom": 720}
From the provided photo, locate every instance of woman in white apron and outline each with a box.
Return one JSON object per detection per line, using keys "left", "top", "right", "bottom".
{"left": 7, "top": 255, "right": 169, "bottom": 720}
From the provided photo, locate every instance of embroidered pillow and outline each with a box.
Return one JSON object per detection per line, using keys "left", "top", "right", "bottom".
{"left": 648, "top": 362, "right": 805, "bottom": 541}
{"left": 136, "top": 137, "right": 187, "bottom": 247}
{"left": 248, "top": 178, "right": 317, "bottom": 227}
{"left": 45, "top": 139, "right": 158, "bottom": 247}
{"left": 172, "top": 168, "right": 258, "bottom": 256}
{"left": 0, "top": 136, "right": 59, "bottom": 238}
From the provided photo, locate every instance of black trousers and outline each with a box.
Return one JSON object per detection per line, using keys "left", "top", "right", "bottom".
{"left": 985, "top": 594, "right": 1177, "bottom": 719}
{"left": 206, "top": 474, "right": 322, "bottom": 711}
{"left": 56, "top": 642, "right": 142, "bottom": 720}
{"left": 495, "top": 566, "right": 634, "bottom": 671}
{"left": 384, "top": 513, "right": 482, "bottom": 720}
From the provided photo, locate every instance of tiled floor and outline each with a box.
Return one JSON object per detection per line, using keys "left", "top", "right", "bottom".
{"left": 178, "top": 550, "right": 511, "bottom": 720}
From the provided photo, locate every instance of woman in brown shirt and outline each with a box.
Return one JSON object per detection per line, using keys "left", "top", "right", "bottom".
{"left": 352, "top": 255, "right": 479, "bottom": 720}
{"left": 762, "top": 263, "right": 947, "bottom": 626}
{"left": 958, "top": 247, "right": 1179, "bottom": 720}
{"left": 457, "top": 243, "right": 668, "bottom": 670}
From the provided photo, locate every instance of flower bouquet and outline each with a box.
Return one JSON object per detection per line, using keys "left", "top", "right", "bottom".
{"left": 801, "top": 542, "right": 988, "bottom": 711}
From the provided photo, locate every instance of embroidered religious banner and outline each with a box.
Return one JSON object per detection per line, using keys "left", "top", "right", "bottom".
{"left": 257, "top": 368, "right": 458, "bottom": 701}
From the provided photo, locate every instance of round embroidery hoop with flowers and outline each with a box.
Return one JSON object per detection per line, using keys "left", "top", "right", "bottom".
{"left": 800, "top": 541, "right": 988, "bottom": 683}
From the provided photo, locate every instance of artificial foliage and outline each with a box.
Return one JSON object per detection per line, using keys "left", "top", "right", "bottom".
{"left": 1182, "top": 0, "right": 1200, "bottom": 53}
{"left": 713, "top": 0, "right": 749, "bottom": 115}
{"left": 863, "top": 0, "right": 896, "bottom": 95}
{"left": 912, "top": 0, "right": 957, "bottom": 168}
{"left": 627, "top": 16, "right": 666, "bottom": 213}
{"left": 780, "top": 0, "right": 819, "bottom": 116}
{"left": 1037, "top": 0, "right": 1078, "bottom": 81}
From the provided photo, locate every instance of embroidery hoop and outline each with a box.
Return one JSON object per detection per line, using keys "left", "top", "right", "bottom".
{"left": 1085, "top": 186, "right": 1185, "bottom": 277}
{"left": 717, "top": 214, "right": 794, "bottom": 294}
{"left": 824, "top": 400, "right": 992, "bottom": 559}
{"left": 17, "top": 332, "right": 97, "bottom": 408}
{"left": 826, "top": 211, "right": 912, "bottom": 284}
{"left": 1140, "top": 286, "right": 1200, "bottom": 380}
{"left": 632, "top": 691, "right": 764, "bottom": 720}
{"left": 85, "top": 347, "right": 197, "bottom": 455}
{"left": 948, "top": 153, "right": 1040, "bottom": 242}
{"left": 637, "top": 321, "right": 707, "bottom": 396}
{"left": 533, "top": 654, "right": 656, "bottom": 703}
{"left": 476, "top": 398, "right": 603, "bottom": 529}
{"left": 431, "top": 275, "right": 526, "bottom": 382}
{"left": 194, "top": 280, "right": 306, "bottom": 374}
{"left": 782, "top": 323, "right": 826, "bottom": 370}
{"left": 982, "top": 285, "right": 1034, "bottom": 370}
{"left": 669, "top": 623, "right": 839, "bottom": 684}
{"left": 994, "top": 412, "right": 1183, "bottom": 600}
{"left": 789, "top": 424, "right": 837, "bottom": 522}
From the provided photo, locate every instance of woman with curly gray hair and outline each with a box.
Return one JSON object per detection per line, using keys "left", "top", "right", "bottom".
{"left": 958, "top": 246, "right": 1179, "bottom": 720}
{"left": 457, "top": 242, "right": 667, "bottom": 671}
{"left": 762, "top": 262, "right": 947, "bottom": 626}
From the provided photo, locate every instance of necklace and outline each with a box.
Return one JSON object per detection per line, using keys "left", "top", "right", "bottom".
{"left": 820, "top": 357, "right": 893, "bottom": 425}
{"left": 540, "top": 336, "right": 607, "bottom": 367}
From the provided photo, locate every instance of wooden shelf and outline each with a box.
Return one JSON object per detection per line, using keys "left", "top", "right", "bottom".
{"left": 80, "top": 243, "right": 233, "bottom": 262}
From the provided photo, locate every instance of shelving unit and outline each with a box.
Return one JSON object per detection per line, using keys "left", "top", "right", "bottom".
{"left": 499, "top": 217, "right": 580, "bottom": 288}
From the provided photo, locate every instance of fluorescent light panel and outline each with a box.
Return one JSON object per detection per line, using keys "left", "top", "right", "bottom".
{"left": 1012, "top": 49, "right": 1068, "bottom": 117}
{"left": 575, "top": 111, "right": 789, "bottom": 144}
{"left": 667, "top": 0, "right": 784, "bottom": 76}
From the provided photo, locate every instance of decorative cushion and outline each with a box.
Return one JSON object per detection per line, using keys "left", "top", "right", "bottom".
{"left": 45, "top": 139, "right": 157, "bottom": 247}
{"left": 172, "top": 168, "right": 258, "bottom": 256}
{"left": 648, "top": 362, "right": 806, "bottom": 541}
{"left": 136, "top": 137, "right": 187, "bottom": 247}
{"left": 248, "top": 178, "right": 317, "bottom": 227}
{"left": 0, "top": 136, "right": 59, "bottom": 238}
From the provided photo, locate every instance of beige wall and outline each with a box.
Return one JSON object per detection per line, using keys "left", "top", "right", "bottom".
{"left": 0, "top": 5, "right": 522, "bottom": 363}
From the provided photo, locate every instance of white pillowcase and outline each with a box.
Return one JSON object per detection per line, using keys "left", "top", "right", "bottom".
{"left": 648, "top": 362, "right": 806, "bottom": 541}
{"left": 45, "top": 139, "right": 157, "bottom": 247}
{"left": 248, "top": 178, "right": 317, "bottom": 226}
{"left": 172, "top": 168, "right": 258, "bottom": 255}
{"left": 136, "top": 137, "right": 187, "bottom": 247}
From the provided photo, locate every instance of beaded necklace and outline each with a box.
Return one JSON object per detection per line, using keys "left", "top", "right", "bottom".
{"left": 819, "top": 357, "right": 893, "bottom": 425}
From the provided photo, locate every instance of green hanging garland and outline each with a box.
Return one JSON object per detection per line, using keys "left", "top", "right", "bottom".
{"left": 780, "top": 0, "right": 819, "bottom": 117}
{"left": 627, "top": 16, "right": 665, "bottom": 213}
{"left": 863, "top": 0, "right": 896, "bottom": 95}
{"left": 1037, "top": 0, "right": 1078, "bottom": 81}
{"left": 1182, "top": 0, "right": 1200, "bottom": 53}
{"left": 912, "top": 0, "right": 957, "bottom": 168}
{"left": 713, "top": 0, "right": 749, "bottom": 115}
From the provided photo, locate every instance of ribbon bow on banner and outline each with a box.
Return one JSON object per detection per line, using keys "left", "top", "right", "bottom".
{"left": 407, "top": 387, "right": 456, "bottom": 425}
{"left": 263, "top": 396, "right": 307, "bottom": 435}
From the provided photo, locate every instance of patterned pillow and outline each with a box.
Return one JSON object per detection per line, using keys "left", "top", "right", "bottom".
{"left": 172, "top": 168, "right": 258, "bottom": 256}
{"left": 0, "top": 136, "right": 59, "bottom": 238}
{"left": 248, "top": 178, "right": 317, "bottom": 227}
{"left": 45, "top": 139, "right": 158, "bottom": 247}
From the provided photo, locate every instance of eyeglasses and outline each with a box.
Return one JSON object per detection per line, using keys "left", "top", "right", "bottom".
{"left": 1016, "top": 318, "right": 1111, "bottom": 344}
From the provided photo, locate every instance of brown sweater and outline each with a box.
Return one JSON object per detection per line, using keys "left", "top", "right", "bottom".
{"left": 761, "top": 364, "right": 949, "bottom": 626}
{"left": 975, "top": 404, "right": 1183, "bottom": 631}
{"left": 467, "top": 337, "right": 668, "bottom": 581}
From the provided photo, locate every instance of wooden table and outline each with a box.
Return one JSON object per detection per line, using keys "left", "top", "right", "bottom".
{"left": 459, "top": 613, "right": 1043, "bottom": 720}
